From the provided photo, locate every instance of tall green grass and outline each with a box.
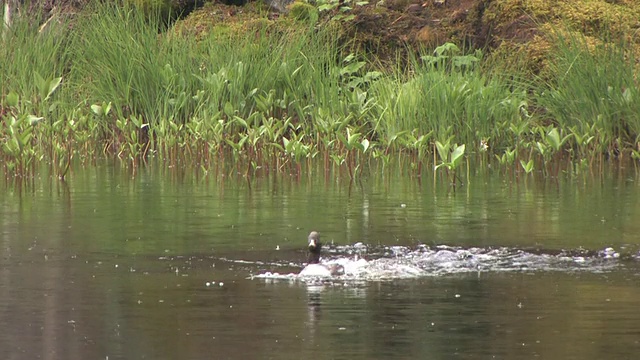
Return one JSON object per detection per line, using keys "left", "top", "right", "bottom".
{"left": 68, "top": 3, "right": 197, "bottom": 124}
{"left": 0, "top": 13, "right": 69, "bottom": 116}
{"left": 66, "top": 2, "right": 349, "bottom": 128}
{"left": 371, "top": 44, "right": 529, "bottom": 151}
{"left": 536, "top": 34, "right": 640, "bottom": 154}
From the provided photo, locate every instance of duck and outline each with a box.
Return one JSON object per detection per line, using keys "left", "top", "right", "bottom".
{"left": 299, "top": 231, "right": 344, "bottom": 277}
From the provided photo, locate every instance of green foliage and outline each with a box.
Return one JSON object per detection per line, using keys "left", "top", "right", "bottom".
{"left": 372, "top": 47, "right": 528, "bottom": 150}
{"left": 0, "top": 14, "right": 68, "bottom": 117}
{"left": 126, "top": 0, "right": 176, "bottom": 20}
{"left": 536, "top": 33, "right": 640, "bottom": 156}
{"left": 1, "top": 1, "right": 638, "bottom": 182}
{"left": 520, "top": 159, "right": 534, "bottom": 174}
{"left": 288, "top": 2, "right": 319, "bottom": 25}
{"left": 421, "top": 43, "right": 482, "bottom": 73}
{"left": 68, "top": 3, "right": 190, "bottom": 123}
{"left": 435, "top": 142, "right": 466, "bottom": 171}
{"left": 434, "top": 137, "right": 466, "bottom": 186}
{"left": 316, "top": 0, "right": 369, "bottom": 22}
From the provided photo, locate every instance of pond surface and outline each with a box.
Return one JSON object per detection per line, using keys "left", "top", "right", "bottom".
{"left": 1, "top": 163, "right": 640, "bottom": 359}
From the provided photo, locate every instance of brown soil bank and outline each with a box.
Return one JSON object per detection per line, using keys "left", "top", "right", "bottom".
{"left": 172, "top": 0, "right": 640, "bottom": 74}
{"left": 21, "top": 0, "right": 640, "bottom": 71}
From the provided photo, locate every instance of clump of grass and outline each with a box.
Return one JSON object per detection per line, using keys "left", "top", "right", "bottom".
{"left": 0, "top": 11, "right": 73, "bottom": 179}
{"left": 68, "top": 3, "right": 195, "bottom": 124}
{"left": 371, "top": 43, "right": 529, "bottom": 160}
{"left": 536, "top": 33, "right": 640, "bottom": 158}
{"left": 0, "top": 12, "right": 69, "bottom": 115}
{"left": 287, "top": 1, "right": 319, "bottom": 25}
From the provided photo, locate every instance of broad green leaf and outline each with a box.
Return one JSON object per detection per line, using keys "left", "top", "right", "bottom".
{"left": 434, "top": 42, "right": 460, "bottom": 57}
{"left": 364, "top": 71, "right": 382, "bottom": 82}
{"left": 131, "top": 115, "right": 144, "bottom": 128}
{"left": 340, "top": 61, "right": 365, "bottom": 76}
{"left": 622, "top": 87, "right": 632, "bottom": 103}
{"left": 27, "top": 115, "right": 44, "bottom": 125}
{"left": 91, "top": 104, "right": 103, "bottom": 116}
{"left": 505, "top": 148, "right": 516, "bottom": 163}
{"left": 435, "top": 141, "right": 449, "bottom": 163}
{"left": 346, "top": 128, "right": 361, "bottom": 146}
{"left": 336, "top": 132, "right": 348, "bottom": 146}
{"left": 223, "top": 102, "right": 235, "bottom": 117}
{"left": 246, "top": 88, "right": 258, "bottom": 98}
{"left": 224, "top": 138, "right": 238, "bottom": 150}
{"left": 360, "top": 138, "right": 370, "bottom": 153}
{"left": 6, "top": 91, "right": 19, "bottom": 107}
{"left": 270, "top": 143, "right": 284, "bottom": 152}
{"left": 434, "top": 163, "right": 449, "bottom": 171}
{"left": 343, "top": 53, "right": 356, "bottom": 63}
{"left": 34, "top": 72, "right": 46, "bottom": 99}
{"left": 451, "top": 144, "right": 466, "bottom": 167}
{"left": 546, "top": 127, "right": 561, "bottom": 151}
{"left": 45, "top": 77, "right": 62, "bottom": 101}
{"left": 4, "top": 138, "right": 20, "bottom": 155}
{"left": 237, "top": 134, "right": 249, "bottom": 148}
{"left": 520, "top": 159, "right": 534, "bottom": 173}
{"left": 420, "top": 55, "right": 441, "bottom": 67}
{"left": 233, "top": 116, "right": 248, "bottom": 129}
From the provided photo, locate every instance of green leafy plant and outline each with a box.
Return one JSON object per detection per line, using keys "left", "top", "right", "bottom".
{"left": 316, "top": 0, "right": 369, "bottom": 22}
{"left": 434, "top": 138, "right": 466, "bottom": 186}
{"left": 420, "top": 43, "right": 482, "bottom": 73}
{"left": 520, "top": 159, "right": 534, "bottom": 174}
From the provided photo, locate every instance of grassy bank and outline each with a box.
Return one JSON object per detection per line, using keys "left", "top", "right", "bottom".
{"left": 1, "top": 2, "right": 639, "bottom": 182}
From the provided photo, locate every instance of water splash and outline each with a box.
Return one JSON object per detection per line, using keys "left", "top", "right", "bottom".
{"left": 250, "top": 245, "right": 636, "bottom": 282}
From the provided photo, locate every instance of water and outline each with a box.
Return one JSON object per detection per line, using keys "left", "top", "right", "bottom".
{"left": 1, "top": 163, "right": 640, "bottom": 359}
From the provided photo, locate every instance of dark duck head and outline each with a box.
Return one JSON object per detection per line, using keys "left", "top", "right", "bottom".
{"left": 307, "top": 231, "right": 322, "bottom": 264}
{"left": 300, "top": 231, "right": 343, "bottom": 277}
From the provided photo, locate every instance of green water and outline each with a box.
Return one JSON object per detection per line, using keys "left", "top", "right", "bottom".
{"left": 1, "top": 162, "right": 639, "bottom": 359}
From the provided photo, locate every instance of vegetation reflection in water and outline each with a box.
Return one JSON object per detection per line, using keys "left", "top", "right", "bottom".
{"left": 2, "top": 160, "right": 639, "bottom": 256}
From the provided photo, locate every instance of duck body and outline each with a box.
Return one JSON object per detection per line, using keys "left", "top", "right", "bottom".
{"left": 300, "top": 231, "right": 344, "bottom": 277}
{"left": 299, "top": 263, "right": 334, "bottom": 277}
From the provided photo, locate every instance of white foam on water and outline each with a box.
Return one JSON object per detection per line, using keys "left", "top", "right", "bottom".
{"left": 248, "top": 244, "right": 634, "bottom": 282}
